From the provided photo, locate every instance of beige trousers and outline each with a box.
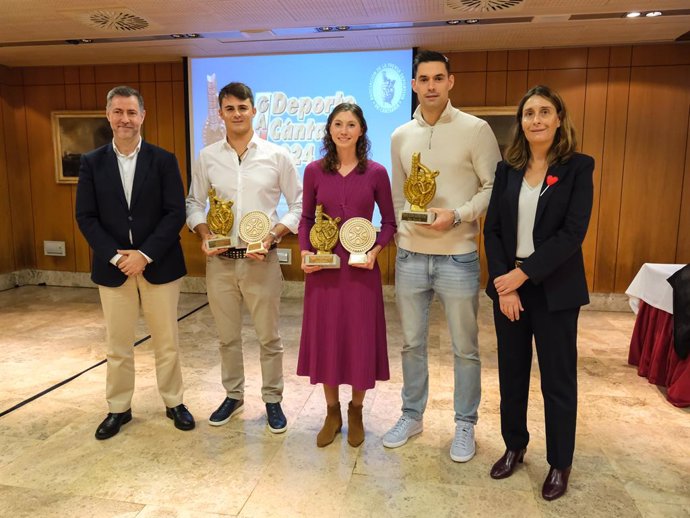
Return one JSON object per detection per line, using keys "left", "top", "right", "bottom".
{"left": 98, "top": 275, "right": 184, "bottom": 413}
{"left": 206, "top": 250, "right": 284, "bottom": 403}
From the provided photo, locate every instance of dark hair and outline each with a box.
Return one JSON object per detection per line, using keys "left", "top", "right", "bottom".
{"left": 413, "top": 49, "right": 450, "bottom": 77}
{"left": 218, "top": 82, "right": 254, "bottom": 108}
{"left": 321, "top": 103, "right": 370, "bottom": 174}
{"left": 504, "top": 85, "right": 578, "bottom": 170}
{"left": 106, "top": 86, "right": 144, "bottom": 111}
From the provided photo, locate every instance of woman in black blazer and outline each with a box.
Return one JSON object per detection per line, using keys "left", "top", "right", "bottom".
{"left": 483, "top": 85, "right": 594, "bottom": 501}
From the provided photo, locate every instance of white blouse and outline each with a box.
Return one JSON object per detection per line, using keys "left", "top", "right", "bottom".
{"left": 516, "top": 178, "right": 541, "bottom": 259}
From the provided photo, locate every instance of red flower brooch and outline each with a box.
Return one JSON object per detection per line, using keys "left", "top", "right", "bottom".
{"left": 540, "top": 175, "right": 559, "bottom": 196}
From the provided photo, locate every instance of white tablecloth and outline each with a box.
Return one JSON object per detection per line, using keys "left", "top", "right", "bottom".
{"left": 625, "top": 263, "right": 686, "bottom": 315}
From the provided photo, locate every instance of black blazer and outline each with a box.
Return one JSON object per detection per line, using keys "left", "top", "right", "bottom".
{"left": 484, "top": 152, "right": 594, "bottom": 312}
{"left": 75, "top": 141, "right": 187, "bottom": 288}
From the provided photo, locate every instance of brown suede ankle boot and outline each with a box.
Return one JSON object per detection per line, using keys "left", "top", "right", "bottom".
{"left": 347, "top": 402, "right": 364, "bottom": 447}
{"left": 316, "top": 402, "right": 342, "bottom": 447}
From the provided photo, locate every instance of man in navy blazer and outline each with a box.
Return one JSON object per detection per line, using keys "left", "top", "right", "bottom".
{"left": 76, "top": 85, "right": 195, "bottom": 439}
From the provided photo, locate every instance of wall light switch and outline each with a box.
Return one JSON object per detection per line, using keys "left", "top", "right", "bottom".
{"left": 276, "top": 248, "right": 292, "bottom": 265}
{"left": 44, "top": 240, "right": 66, "bottom": 257}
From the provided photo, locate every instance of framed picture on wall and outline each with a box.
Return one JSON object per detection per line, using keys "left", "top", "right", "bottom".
{"left": 462, "top": 106, "right": 518, "bottom": 158}
{"left": 51, "top": 111, "right": 112, "bottom": 184}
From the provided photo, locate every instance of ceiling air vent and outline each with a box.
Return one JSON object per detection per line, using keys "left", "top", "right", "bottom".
{"left": 446, "top": 0, "right": 524, "bottom": 12}
{"left": 86, "top": 10, "right": 149, "bottom": 31}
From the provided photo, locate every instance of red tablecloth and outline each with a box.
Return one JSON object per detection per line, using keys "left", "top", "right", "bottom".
{"left": 628, "top": 300, "right": 690, "bottom": 407}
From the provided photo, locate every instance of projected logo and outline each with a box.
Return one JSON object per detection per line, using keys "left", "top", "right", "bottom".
{"left": 369, "top": 63, "right": 406, "bottom": 114}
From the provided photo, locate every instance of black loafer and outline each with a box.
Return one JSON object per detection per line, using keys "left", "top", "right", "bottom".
{"left": 490, "top": 448, "right": 526, "bottom": 479}
{"left": 266, "top": 402, "right": 287, "bottom": 434}
{"left": 542, "top": 466, "right": 572, "bottom": 501}
{"left": 208, "top": 397, "right": 244, "bottom": 426}
{"left": 95, "top": 409, "right": 132, "bottom": 440}
{"left": 166, "top": 404, "right": 195, "bottom": 431}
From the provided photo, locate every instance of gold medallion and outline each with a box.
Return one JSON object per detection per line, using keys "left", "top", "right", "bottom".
{"left": 239, "top": 211, "right": 271, "bottom": 253}
{"left": 339, "top": 217, "right": 376, "bottom": 265}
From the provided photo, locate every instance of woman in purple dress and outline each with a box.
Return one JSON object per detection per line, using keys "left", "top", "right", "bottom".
{"left": 297, "top": 103, "right": 396, "bottom": 447}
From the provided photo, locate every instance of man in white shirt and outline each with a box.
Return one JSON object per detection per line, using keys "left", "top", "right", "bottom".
{"left": 186, "top": 82, "right": 303, "bottom": 433}
{"left": 76, "top": 86, "right": 194, "bottom": 439}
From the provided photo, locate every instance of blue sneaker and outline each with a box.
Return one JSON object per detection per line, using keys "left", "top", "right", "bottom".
{"left": 208, "top": 397, "right": 243, "bottom": 426}
{"left": 266, "top": 402, "right": 287, "bottom": 434}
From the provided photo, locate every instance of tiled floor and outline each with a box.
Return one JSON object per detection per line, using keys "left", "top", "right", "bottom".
{"left": 0, "top": 285, "right": 688, "bottom": 518}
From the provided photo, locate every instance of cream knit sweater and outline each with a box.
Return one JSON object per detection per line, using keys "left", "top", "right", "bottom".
{"left": 391, "top": 100, "right": 501, "bottom": 255}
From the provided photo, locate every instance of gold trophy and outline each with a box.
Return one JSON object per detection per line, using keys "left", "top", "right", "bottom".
{"left": 400, "top": 152, "right": 439, "bottom": 224}
{"left": 304, "top": 204, "right": 341, "bottom": 269}
{"left": 206, "top": 188, "right": 234, "bottom": 250}
{"left": 339, "top": 217, "right": 376, "bottom": 266}
{"left": 238, "top": 211, "right": 271, "bottom": 254}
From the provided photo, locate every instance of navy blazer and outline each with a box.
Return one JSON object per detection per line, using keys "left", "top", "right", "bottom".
{"left": 75, "top": 141, "right": 187, "bottom": 287}
{"left": 483, "top": 152, "right": 594, "bottom": 312}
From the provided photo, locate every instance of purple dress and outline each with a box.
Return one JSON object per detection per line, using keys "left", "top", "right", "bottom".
{"left": 297, "top": 160, "right": 397, "bottom": 390}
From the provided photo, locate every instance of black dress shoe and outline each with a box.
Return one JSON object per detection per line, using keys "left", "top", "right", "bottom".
{"left": 542, "top": 466, "right": 572, "bottom": 501}
{"left": 95, "top": 409, "right": 132, "bottom": 440}
{"left": 490, "top": 448, "right": 526, "bottom": 479}
{"left": 208, "top": 397, "right": 244, "bottom": 426}
{"left": 166, "top": 404, "right": 195, "bottom": 431}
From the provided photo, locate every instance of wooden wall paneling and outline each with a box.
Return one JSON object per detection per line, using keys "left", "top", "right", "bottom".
{"left": 24, "top": 84, "right": 75, "bottom": 271}
{"left": 487, "top": 51, "right": 507, "bottom": 71}
{"left": 93, "top": 64, "right": 140, "bottom": 85}
{"left": 0, "top": 86, "right": 14, "bottom": 273}
{"left": 79, "top": 66, "right": 95, "bottom": 84}
{"left": 4, "top": 85, "right": 35, "bottom": 269}
{"left": 79, "top": 84, "right": 98, "bottom": 110}
{"left": 529, "top": 48, "right": 588, "bottom": 70}
{"left": 507, "top": 50, "right": 528, "bottom": 70}
{"left": 139, "top": 82, "right": 158, "bottom": 145}
{"left": 676, "top": 105, "right": 690, "bottom": 263}
{"left": 452, "top": 72, "right": 486, "bottom": 107}
{"left": 171, "top": 63, "right": 184, "bottom": 82}
{"left": 505, "top": 70, "right": 528, "bottom": 105}
{"left": 609, "top": 46, "right": 632, "bottom": 67}
{"left": 614, "top": 65, "right": 690, "bottom": 291}
{"left": 139, "top": 64, "right": 156, "bottom": 82}
{"left": 449, "top": 51, "right": 486, "bottom": 72}
{"left": 486, "top": 71, "right": 507, "bottom": 106}
{"left": 154, "top": 82, "right": 175, "bottom": 151}
{"left": 587, "top": 47, "right": 610, "bottom": 69}
{"left": 593, "top": 66, "right": 630, "bottom": 292}
{"left": 631, "top": 44, "right": 690, "bottom": 67}
{"left": 155, "top": 64, "right": 172, "bottom": 82}
{"left": 22, "top": 67, "right": 65, "bottom": 86}
{"left": 581, "top": 67, "right": 609, "bottom": 291}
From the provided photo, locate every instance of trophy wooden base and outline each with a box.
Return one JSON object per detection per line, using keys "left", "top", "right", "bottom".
{"left": 246, "top": 241, "right": 268, "bottom": 254}
{"left": 206, "top": 236, "right": 233, "bottom": 250}
{"left": 400, "top": 209, "right": 436, "bottom": 225}
{"left": 304, "top": 254, "right": 340, "bottom": 269}
{"left": 348, "top": 253, "right": 369, "bottom": 266}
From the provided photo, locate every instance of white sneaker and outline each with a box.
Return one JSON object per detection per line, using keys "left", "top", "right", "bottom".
{"left": 382, "top": 415, "right": 423, "bottom": 448}
{"left": 450, "top": 421, "right": 476, "bottom": 462}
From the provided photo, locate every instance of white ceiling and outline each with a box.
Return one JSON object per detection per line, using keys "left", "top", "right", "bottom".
{"left": 0, "top": 0, "right": 688, "bottom": 67}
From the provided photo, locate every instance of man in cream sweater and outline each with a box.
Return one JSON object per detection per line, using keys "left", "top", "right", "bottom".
{"left": 383, "top": 50, "right": 501, "bottom": 462}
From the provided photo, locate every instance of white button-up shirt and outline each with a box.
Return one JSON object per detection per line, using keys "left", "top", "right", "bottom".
{"left": 186, "top": 133, "right": 303, "bottom": 246}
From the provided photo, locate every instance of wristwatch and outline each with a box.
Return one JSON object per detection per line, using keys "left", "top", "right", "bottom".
{"left": 452, "top": 209, "right": 461, "bottom": 227}
{"left": 268, "top": 230, "right": 280, "bottom": 243}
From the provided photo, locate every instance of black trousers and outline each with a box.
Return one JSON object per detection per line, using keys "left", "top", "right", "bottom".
{"left": 493, "top": 281, "right": 579, "bottom": 469}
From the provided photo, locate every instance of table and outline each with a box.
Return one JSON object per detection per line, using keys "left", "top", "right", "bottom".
{"left": 626, "top": 263, "right": 690, "bottom": 407}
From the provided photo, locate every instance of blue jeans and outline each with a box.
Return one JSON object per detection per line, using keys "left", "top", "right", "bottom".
{"left": 395, "top": 248, "right": 481, "bottom": 424}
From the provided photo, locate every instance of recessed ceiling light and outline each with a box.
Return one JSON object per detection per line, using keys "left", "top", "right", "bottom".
{"left": 465, "top": 19, "right": 479, "bottom": 24}
{"left": 646, "top": 11, "right": 662, "bottom": 17}
{"left": 626, "top": 12, "right": 641, "bottom": 18}
{"left": 335, "top": 26, "right": 350, "bottom": 31}
{"left": 446, "top": 20, "right": 461, "bottom": 25}
{"left": 316, "top": 26, "right": 333, "bottom": 32}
